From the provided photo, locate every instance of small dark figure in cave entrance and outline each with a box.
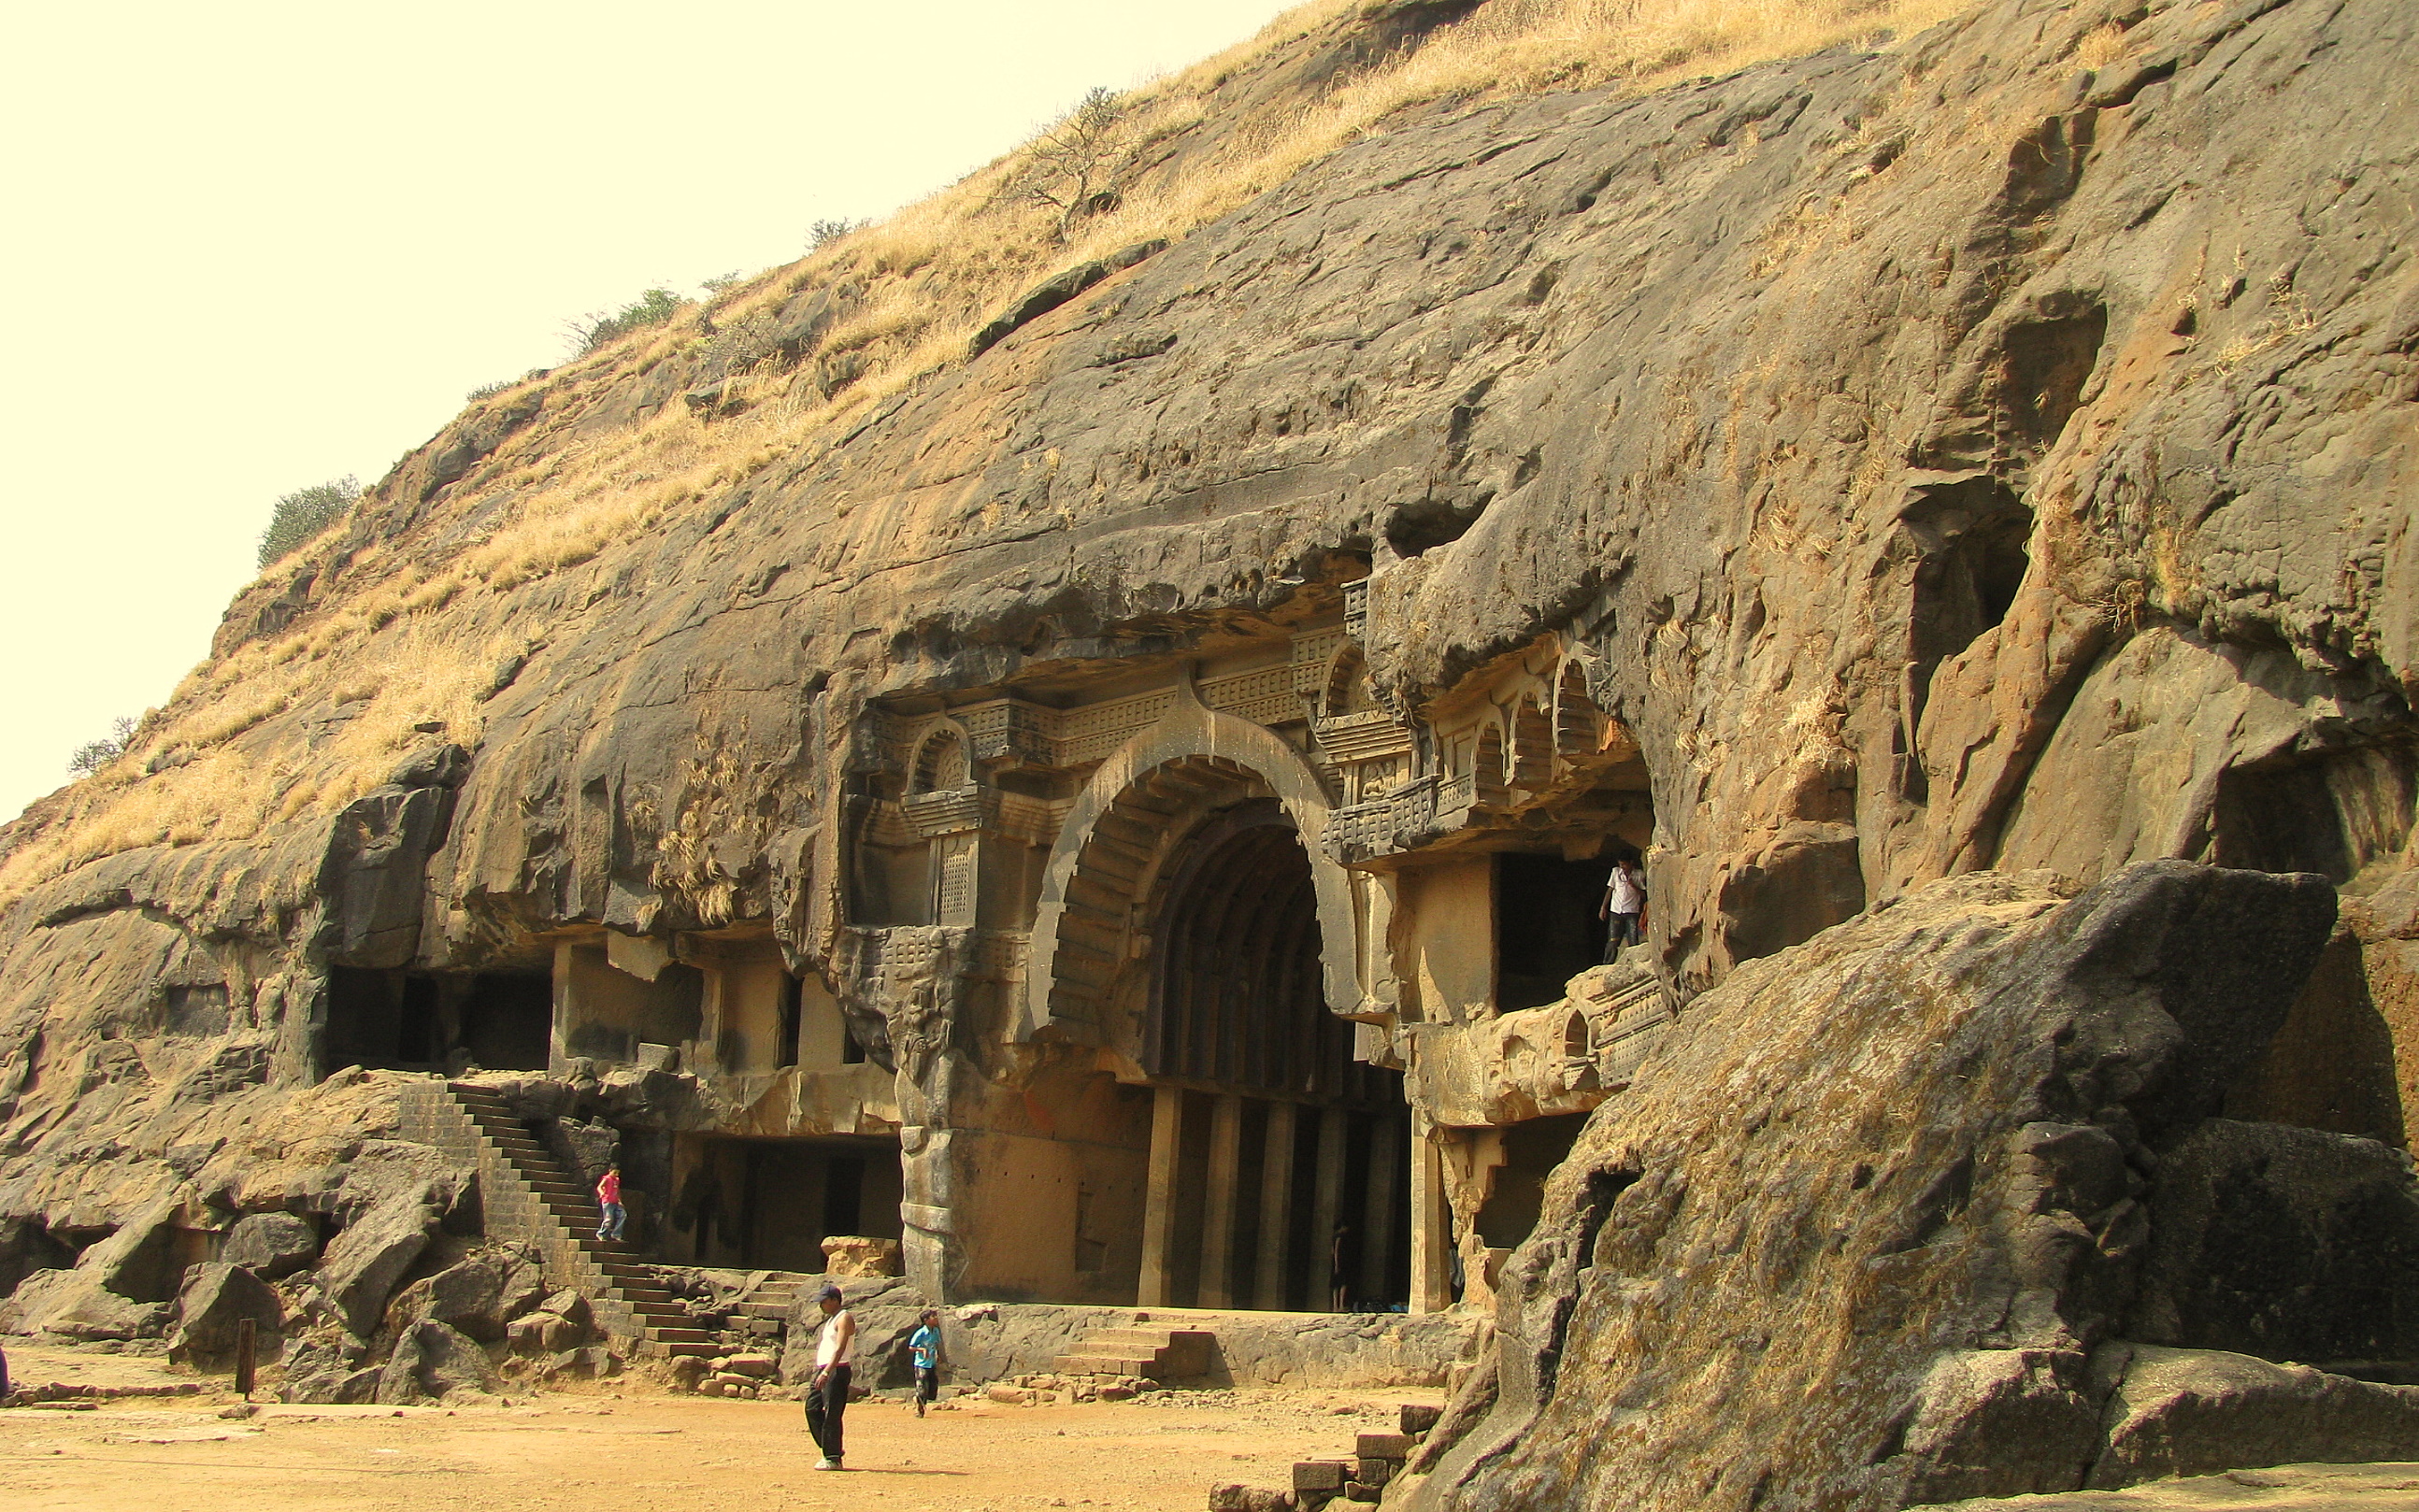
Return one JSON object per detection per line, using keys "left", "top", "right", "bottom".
{"left": 1600, "top": 854, "right": 1646, "bottom": 961}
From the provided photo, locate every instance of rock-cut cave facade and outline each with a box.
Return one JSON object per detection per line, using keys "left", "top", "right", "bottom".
{"left": 322, "top": 588, "right": 1682, "bottom": 1316}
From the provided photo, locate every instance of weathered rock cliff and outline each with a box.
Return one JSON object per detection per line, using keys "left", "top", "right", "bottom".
{"left": 0, "top": 0, "right": 2412, "bottom": 1472}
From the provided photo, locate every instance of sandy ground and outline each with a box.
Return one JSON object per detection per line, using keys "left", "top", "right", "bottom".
{"left": 0, "top": 1343, "right": 1423, "bottom": 1512}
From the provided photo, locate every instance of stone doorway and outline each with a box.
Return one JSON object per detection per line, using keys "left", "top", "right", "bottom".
{"left": 667, "top": 1133, "right": 904, "bottom": 1273}
{"left": 1136, "top": 802, "right": 1410, "bottom": 1311}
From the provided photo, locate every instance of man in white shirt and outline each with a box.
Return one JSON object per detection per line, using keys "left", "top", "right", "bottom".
{"left": 805, "top": 1282, "right": 856, "bottom": 1471}
{"left": 1600, "top": 855, "right": 1646, "bottom": 961}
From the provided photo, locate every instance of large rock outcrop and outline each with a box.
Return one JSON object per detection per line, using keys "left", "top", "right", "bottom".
{"left": 1402, "top": 863, "right": 2419, "bottom": 1510}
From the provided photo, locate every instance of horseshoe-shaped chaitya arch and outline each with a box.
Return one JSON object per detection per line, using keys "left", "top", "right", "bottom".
{"left": 1019, "top": 671, "right": 1361, "bottom": 1048}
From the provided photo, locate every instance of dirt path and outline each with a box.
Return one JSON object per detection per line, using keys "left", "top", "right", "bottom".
{"left": 0, "top": 1345, "right": 1424, "bottom": 1512}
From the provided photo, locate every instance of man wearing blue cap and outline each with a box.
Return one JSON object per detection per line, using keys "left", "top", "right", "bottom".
{"left": 805, "top": 1282, "right": 856, "bottom": 1471}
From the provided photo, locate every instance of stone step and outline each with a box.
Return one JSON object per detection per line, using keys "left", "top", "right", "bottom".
{"left": 1053, "top": 1355, "right": 1148, "bottom": 1377}
{"left": 640, "top": 1340, "right": 722, "bottom": 1359}
{"left": 1089, "top": 1327, "right": 1188, "bottom": 1348}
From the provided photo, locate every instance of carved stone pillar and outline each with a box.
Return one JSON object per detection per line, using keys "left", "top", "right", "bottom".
{"left": 1254, "top": 1100, "right": 1298, "bottom": 1308}
{"left": 1310, "top": 1106, "right": 1349, "bottom": 1310}
{"left": 1409, "top": 1117, "right": 1454, "bottom": 1315}
{"left": 1199, "top": 1093, "right": 1245, "bottom": 1307}
{"left": 1138, "top": 1085, "right": 1185, "bottom": 1306}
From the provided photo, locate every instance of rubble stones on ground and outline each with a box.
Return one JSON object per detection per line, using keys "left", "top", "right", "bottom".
{"left": 220, "top": 1213, "right": 319, "bottom": 1278}
{"left": 168, "top": 1262, "right": 283, "bottom": 1365}
{"left": 1210, "top": 1487, "right": 1295, "bottom": 1512}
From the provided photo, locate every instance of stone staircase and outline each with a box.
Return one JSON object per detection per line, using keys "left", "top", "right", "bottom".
{"left": 717, "top": 1271, "right": 814, "bottom": 1351}
{"left": 397, "top": 1080, "right": 718, "bottom": 1359}
{"left": 1052, "top": 1319, "right": 1217, "bottom": 1380}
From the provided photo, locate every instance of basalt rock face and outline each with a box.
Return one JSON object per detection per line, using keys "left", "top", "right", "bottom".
{"left": 1403, "top": 863, "right": 2419, "bottom": 1510}
{"left": 0, "top": 0, "right": 2411, "bottom": 1404}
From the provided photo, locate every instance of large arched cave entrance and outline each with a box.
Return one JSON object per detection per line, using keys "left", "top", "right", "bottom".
{"left": 1136, "top": 800, "right": 1409, "bottom": 1311}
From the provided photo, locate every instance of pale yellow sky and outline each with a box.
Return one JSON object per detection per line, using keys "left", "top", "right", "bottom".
{"left": 0, "top": 0, "right": 1307, "bottom": 824}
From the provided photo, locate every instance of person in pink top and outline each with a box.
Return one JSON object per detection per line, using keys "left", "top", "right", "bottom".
{"left": 595, "top": 1163, "right": 625, "bottom": 1241}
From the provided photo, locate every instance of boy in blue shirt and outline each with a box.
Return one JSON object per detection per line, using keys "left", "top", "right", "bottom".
{"left": 909, "top": 1308, "right": 943, "bottom": 1417}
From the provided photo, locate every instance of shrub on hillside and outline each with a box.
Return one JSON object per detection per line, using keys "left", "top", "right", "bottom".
{"left": 566, "top": 288, "right": 684, "bottom": 355}
{"left": 808, "top": 219, "right": 865, "bottom": 250}
{"left": 67, "top": 715, "right": 139, "bottom": 777}
{"left": 256, "top": 476, "right": 361, "bottom": 568}
{"left": 1021, "top": 87, "right": 1128, "bottom": 239}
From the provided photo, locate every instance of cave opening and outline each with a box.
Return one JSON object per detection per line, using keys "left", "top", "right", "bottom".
{"left": 1141, "top": 800, "right": 1410, "bottom": 1312}
{"left": 1905, "top": 477, "right": 2036, "bottom": 743}
{"left": 2211, "top": 742, "right": 2418, "bottom": 887}
{"left": 667, "top": 1133, "right": 904, "bottom": 1272}
{"left": 1496, "top": 853, "right": 1613, "bottom": 1010}
{"left": 324, "top": 967, "right": 553, "bottom": 1076}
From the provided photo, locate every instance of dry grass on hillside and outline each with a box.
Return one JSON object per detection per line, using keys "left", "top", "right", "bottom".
{"left": 5, "top": 0, "right": 1988, "bottom": 897}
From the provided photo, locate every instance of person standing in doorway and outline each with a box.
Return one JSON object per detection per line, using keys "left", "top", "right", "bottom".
{"left": 806, "top": 1282, "right": 856, "bottom": 1470}
{"left": 1599, "top": 854, "right": 1646, "bottom": 961}
{"left": 909, "top": 1307, "right": 944, "bottom": 1418}
{"left": 594, "top": 1163, "right": 625, "bottom": 1242}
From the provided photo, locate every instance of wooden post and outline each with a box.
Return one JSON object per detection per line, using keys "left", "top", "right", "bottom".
{"left": 1253, "top": 1100, "right": 1298, "bottom": 1309}
{"left": 234, "top": 1317, "right": 257, "bottom": 1399}
{"left": 1138, "top": 1085, "right": 1185, "bottom": 1307}
{"left": 1359, "top": 1114, "right": 1402, "bottom": 1305}
{"left": 1310, "top": 1106, "right": 1349, "bottom": 1311}
{"left": 1409, "top": 1120, "right": 1453, "bottom": 1315}
{"left": 1198, "top": 1093, "right": 1245, "bottom": 1308}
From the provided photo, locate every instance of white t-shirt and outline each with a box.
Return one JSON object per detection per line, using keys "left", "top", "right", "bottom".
{"left": 1605, "top": 865, "right": 1645, "bottom": 916}
{"left": 815, "top": 1309, "right": 857, "bottom": 1368}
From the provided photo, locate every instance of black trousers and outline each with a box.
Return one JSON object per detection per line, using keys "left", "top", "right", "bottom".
{"left": 916, "top": 1364, "right": 939, "bottom": 1405}
{"left": 806, "top": 1363, "right": 851, "bottom": 1459}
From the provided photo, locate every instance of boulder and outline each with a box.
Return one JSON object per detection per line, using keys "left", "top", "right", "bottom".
{"left": 2129, "top": 1120, "right": 2419, "bottom": 1364}
{"left": 318, "top": 1191, "right": 436, "bottom": 1337}
{"left": 2087, "top": 1345, "right": 2419, "bottom": 1488}
{"left": 71, "top": 1195, "right": 189, "bottom": 1304}
{"left": 1411, "top": 865, "right": 2355, "bottom": 1511}
{"left": 279, "top": 1365, "right": 382, "bottom": 1405}
{"left": 0, "top": 1265, "right": 172, "bottom": 1340}
{"left": 169, "top": 1262, "right": 283, "bottom": 1365}
{"left": 221, "top": 1213, "right": 318, "bottom": 1278}
{"left": 506, "top": 1310, "right": 588, "bottom": 1353}
{"left": 385, "top": 1257, "right": 508, "bottom": 1341}
{"left": 327, "top": 1141, "right": 469, "bottom": 1229}
{"left": 376, "top": 1318, "right": 501, "bottom": 1405}
{"left": 494, "top": 1255, "right": 550, "bottom": 1324}
{"left": 822, "top": 1234, "right": 903, "bottom": 1277}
